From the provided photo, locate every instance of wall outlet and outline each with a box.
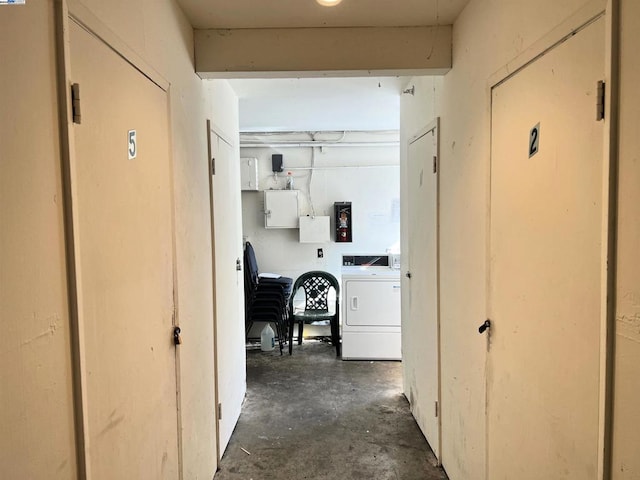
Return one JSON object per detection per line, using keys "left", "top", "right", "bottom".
{"left": 317, "top": 248, "right": 324, "bottom": 258}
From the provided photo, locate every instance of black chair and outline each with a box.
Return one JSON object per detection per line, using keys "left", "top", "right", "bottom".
{"left": 243, "top": 241, "right": 293, "bottom": 353}
{"left": 288, "top": 271, "right": 341, "bottom": 357}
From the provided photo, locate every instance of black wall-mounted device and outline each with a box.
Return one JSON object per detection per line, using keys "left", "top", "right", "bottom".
{"left": 271, "top": 154, "right": 284, "bottom": 173}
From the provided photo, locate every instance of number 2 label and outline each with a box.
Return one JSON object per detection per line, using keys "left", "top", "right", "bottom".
{"left": 128, "top": 130, "right": 137, "bottom": 160}
{"left": 529, "top": 123, "right": 540, "bottom": 158}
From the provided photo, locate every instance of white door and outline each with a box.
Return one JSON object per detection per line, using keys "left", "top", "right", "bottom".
{"left": 488, "top": 17, "right": 605, "bottom": 480}
{"left": 345, "top": 279, "right": 401, "bottom": 327}
{"left": 403, "top": 120, "right": 441, "bottom": 459}
{"left": 70, "top": 21, "right": 179, "bottom": 479}
{"left": 208, "top": 125, "right": 246, "bottom": 456}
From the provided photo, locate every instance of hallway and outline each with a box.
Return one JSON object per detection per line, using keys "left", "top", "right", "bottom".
{"left": 4, "top": 2, "right": 639, "bottom": 479}
{"left": 215, "top": 342, "right": 447, "bottom": 480}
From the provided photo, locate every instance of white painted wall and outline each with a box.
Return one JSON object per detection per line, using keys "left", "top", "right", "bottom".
{"left": 241, "top": 134, "right": 400, "bottom": 335}
{"left": 231, "top": 77, "right": 403, "bottom": 132}
{"left": 611, "top": 0, "right": 640, "bottom": 477}
{"left": 0, "top": 3, "right": 77, "bottom": 479}
{"left": 400, "top": 1, "right": 603, "bottom": 479}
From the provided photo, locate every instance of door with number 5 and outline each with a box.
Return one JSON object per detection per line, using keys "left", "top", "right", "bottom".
{"left": 70, "top": 19, "right": 180, "bottom": 479}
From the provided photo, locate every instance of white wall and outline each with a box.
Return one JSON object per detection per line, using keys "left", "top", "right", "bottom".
{"left": 232, "top": 77, "right": 402, "bottom": 132}
{"left": 611, "top": 0, "right": 640, "bottom": 477}
{"left": 0, "top": 3, "right": 77, "bottom": 479}
{"left": 241, "top": 133, "right": 400, "bottom": 335}
{"left": 400, "top": 1, "right": 601, "bottom": 479}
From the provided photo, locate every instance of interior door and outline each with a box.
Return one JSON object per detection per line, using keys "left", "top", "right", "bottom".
{"left": 70, "top": 21, "right": 179, "bottom": 479}
{"left": 208, "top": 125, "right": 246, "bottom": 456}
{"left": 403, "top": 120, "right": 441, "bottom": 460}
{"left": 487, "top": 17, "right": 605, "bottom": 479}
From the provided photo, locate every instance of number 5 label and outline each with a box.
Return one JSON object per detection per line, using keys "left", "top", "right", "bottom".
{"left": 128, "top": 130, "right": 137, "bottom": 160}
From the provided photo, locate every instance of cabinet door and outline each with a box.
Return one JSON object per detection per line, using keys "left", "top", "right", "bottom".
{"left": 264, "top": 190, "right": 299, "bottom": 228}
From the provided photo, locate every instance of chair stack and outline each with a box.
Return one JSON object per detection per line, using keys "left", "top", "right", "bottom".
{"left": 243, "top": 241, "right": 293, "bottom": 354}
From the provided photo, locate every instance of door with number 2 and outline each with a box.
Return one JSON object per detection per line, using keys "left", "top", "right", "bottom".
{"left": 488, "top": 17, "right": 605, "bottom": 479}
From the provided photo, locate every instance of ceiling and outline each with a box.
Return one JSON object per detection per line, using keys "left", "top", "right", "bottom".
{"left": 176, "top": 0, "right": 470, "bottom": 29}
{"left": 176, "top": 0, "right": 470, "bottom": 132}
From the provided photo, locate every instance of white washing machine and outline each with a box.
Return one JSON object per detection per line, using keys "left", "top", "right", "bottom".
{"left": 341, "top": 255, "right": 401, "bottom": 360}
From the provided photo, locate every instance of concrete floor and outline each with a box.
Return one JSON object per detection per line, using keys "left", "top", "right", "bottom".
{"left": 215, "top": 340, "right": 448, "bottom": 480}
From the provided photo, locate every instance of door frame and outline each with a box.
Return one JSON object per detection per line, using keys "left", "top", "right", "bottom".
{"left": 206, "top": 120, "right": 220, "bottom": 464}
{"left": 206, "top": 119, "right": 237, "bottom": 463}
{"left": 485, "top": 1, "right": 618, "bottom": 478}
{"left": 404, "top": 117, "right": 442, "bottom": 463}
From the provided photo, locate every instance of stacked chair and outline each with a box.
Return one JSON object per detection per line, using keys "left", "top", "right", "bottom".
{"left": 243, "top": 241, "right": 293, "bottom": 354}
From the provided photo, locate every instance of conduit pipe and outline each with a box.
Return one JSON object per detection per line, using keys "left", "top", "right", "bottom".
{"left": 240, "top": 141, "right": 399, "bottom": 148}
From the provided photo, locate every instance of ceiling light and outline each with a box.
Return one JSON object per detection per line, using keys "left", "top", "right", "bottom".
{"left": 316, "top": 0, "right": 343, "bottom": 6}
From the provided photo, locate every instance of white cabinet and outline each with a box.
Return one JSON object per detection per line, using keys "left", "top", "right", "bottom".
{"left": 299, "top": 216, "right": 330, "bottom": 243}
{"left": 264, "top": 190, "right": 299, "bottom": 228}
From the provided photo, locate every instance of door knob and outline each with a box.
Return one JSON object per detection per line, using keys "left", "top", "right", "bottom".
{"left": 173, "top": 326, "right": 182, "bottom": 345}
{"left": 478, "top": 320, "right": 491, "bottom": 334}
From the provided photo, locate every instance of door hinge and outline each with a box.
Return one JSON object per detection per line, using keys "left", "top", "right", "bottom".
{"left": 71, "top": 83, "right": 81, "bottom": 124}
{"left": 211, "top": 157, "right": 216, "bottom": 175}
{"left": 433, "top": 155, "right": 438, "bottom": 174}
{"left": 217, "top": 403, "right": 222, "bottom": 420}
{"left": 596, "top": 80, "right": 605, "bottom": 121}
{"left": 435, "top": 401, "right": 439, "bottom": 417}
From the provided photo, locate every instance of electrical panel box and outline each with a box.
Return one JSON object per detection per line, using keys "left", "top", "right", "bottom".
{"left": 299, "top": 216, "right": 330, "bottom": 243}
{"left": 240, "top": 157, "right": 259, "bottom": 191}
{"left": 264, "top": 190, "right": 299, "bottom": 228}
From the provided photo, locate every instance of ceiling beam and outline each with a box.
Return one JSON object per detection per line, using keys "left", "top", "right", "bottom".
{"left": 195, "top": 26, "right": 452, "bottom": 78}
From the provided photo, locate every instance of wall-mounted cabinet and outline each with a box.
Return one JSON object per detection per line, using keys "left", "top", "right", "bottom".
{"left": 335, "top": 202, "right": 352, "bottom": 242}
{"left": 264, "top": 190, "right": 299, "bottom": 228}
{"left": 299, "top": 216, "right": 330, "bottom": 243}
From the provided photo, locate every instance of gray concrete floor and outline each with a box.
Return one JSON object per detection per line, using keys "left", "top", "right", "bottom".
{"left": 214, "top": 340, "right": 448, "bottom": 480}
